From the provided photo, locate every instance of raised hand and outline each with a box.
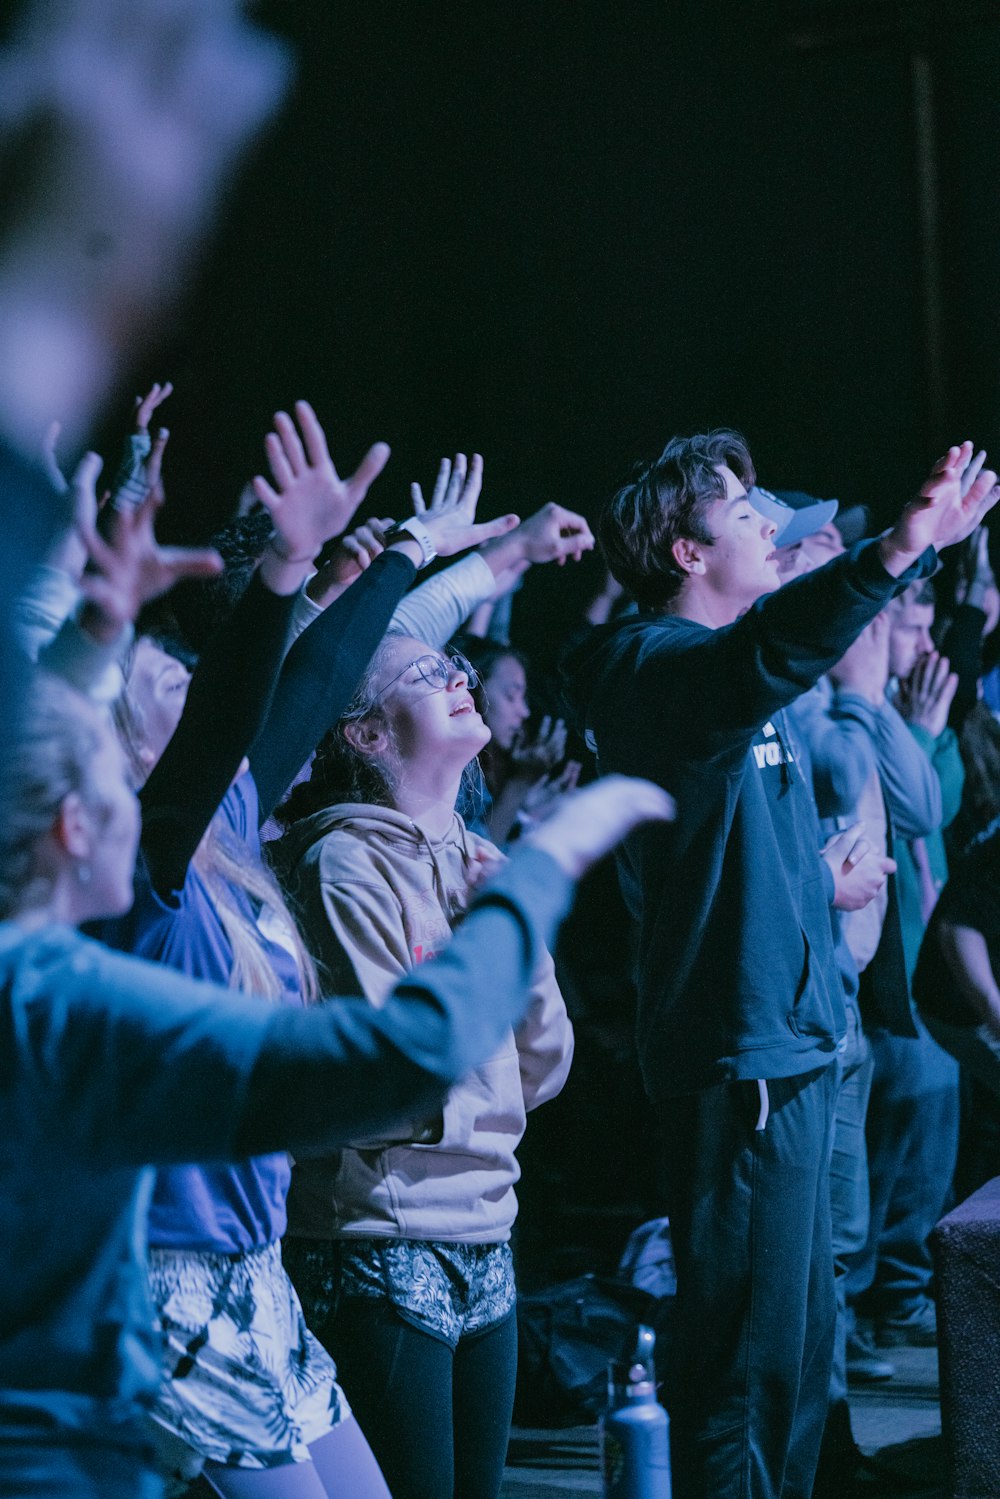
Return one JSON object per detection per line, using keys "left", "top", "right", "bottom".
{"left": 411, "top": 453, "right": 476, "bottom": 517}
{"left": 41, "top": 420, "right": 90, "bottom": 580}
{"left": 0, "top": 0, "right": 291, "bottom": 451}
{"left": 881, "top": 442, "right": 998, "bottom": 574}
{"left": 104, "top": 379, "right": 173, "bottom": 521}
{"left": 895, "top": 650, "right": 958, "bottom": 738}
{"left": 821, "top": 824, "right": 896, "bottom": 911}
{"left": 479, "top": 503, "right": 596, "bottom": 592}
{"left": 134, "top": 381, "right": 173, "bottom": 435}
{"left": 520, "top": 761, "right": 583, "bottom": 826}
{"left": 407, "top": 452, "right": 518, "bottom": 558}
{"left": 75, "top": 454, "right": 221, "bottom": 642}
{"left": 510, "top": 717, "right": 568, "bottom": 779}
{"left": 522, "top": 775, "right": 676, "bottom": 881}
{"left": 252, "top": 400, "right": 390, "bottom": 583}
{"left": 513, "top": 503, "right": 595, "bottom": 566}
{"left": 954, "top": 524, "right": 996, "bottom": 608}
{"left": 307, "top": 518, "right": 394, "bottom": 608}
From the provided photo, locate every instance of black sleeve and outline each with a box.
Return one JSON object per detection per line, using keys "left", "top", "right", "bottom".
{"left": 250, "top": 550, "right": 415, "bottom": 824}
{"left": 140, "top": 571, "right": 297, "bottom": 895}
{"left": 650, "top": 540, "right": 936, "bottom": 747}
{"left": 941, "top": 602, "right": 987, "bottom": 731}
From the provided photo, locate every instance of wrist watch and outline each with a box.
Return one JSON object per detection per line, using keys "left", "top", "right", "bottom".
{"left": 383, "top": 515, "right": 438, "bottom": 569}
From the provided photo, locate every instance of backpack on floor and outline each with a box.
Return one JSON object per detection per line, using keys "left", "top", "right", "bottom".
{"left": 514, "top": 1273, "right": 673, "bottom": 1427}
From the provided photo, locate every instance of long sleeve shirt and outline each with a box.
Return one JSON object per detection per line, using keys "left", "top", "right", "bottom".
{"left": 0, "top": 845, "right": 570, "bottom": 1462}
{"left": 563, "top": 539, "right": 933, "bottom": 1097}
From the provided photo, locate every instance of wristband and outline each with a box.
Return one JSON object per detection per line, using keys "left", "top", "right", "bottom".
{"left": 384, "top": 515, "right": 438, "bottom": 569}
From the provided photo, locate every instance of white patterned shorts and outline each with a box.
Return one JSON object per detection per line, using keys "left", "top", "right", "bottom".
{"left": 146, "top": 1239, "right": 348, "bottom": 1493}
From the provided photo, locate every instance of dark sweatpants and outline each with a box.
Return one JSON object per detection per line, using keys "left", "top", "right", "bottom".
{"left": 654, "top": 1062, "right": 838, "bottom": 1499}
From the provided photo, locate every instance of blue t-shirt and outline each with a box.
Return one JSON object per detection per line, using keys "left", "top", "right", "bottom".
{"left": 101, "top": 774, "right": 301, "bottom": 1254}
{"left": 0, "top": 923, "right": 267, "bottom": 1461}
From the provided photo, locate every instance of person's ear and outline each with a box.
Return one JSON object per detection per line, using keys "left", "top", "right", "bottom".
{"left": 342, "top": 718, "right": 388, "bottom": 759}
{"left": 672, "top": 536, "right": 707, "bottom": 577}
{"left": 53, "top": 792, "right": 93, "bottom": 860}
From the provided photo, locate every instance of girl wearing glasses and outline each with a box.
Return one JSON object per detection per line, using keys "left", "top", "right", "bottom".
{"left": 276, "top": 634, "right": 574, "bottom": 1499}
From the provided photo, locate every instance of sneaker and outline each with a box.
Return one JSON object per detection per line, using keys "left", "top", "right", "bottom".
{"left": 876, "top": 1300, "right": 937, "bottom": 1347}
{"left": 846, "top": 1326, "right": 897, "bottom": 1383}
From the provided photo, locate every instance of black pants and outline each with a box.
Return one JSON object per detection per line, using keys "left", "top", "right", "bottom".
{"left": 316, "top": 1298, "right": 517, "bottom": 1499}
{"left": 654, "top": 1063, "right": 838, "bottom": 1499}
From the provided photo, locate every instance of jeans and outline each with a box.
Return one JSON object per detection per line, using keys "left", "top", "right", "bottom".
{"left": 654, "top": 1062, "right": 839, "bottom": 1499}
{"left": 816, "top": 1001, "right": 874, "bottom": 1485}
{"left": 847, "top": 1010, "right": 959, "bottom": 1324}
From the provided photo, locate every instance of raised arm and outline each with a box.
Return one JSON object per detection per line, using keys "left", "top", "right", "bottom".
{"left": 232, "top": 777, "right": 672, "bottom": 1157}
{"left": 391, "top": 498, "right": 594, "bottom": 648}
{"left": 142, "top": 400, "right": 377, "bottom": 891}
{"left": 249, "top": 442, "right": 520, "bottom": 821}
{"left": 39, "top": 455, "right": 221, "bottom": 702}
{"left": 656, "top": 446, "right": 998, "bottom": 747}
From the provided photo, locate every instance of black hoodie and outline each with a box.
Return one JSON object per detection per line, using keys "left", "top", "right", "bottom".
{"left": 563, "top": 539, "right": 933, "bottom": 1099}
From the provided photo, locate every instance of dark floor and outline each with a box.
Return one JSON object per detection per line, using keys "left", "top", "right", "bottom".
{"left": 501, "top": 1345, "right": 944, "bottom": 1498}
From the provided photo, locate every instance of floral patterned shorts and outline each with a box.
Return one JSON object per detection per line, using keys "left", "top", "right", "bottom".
{"left": 284, "top": 1237, "right": 516, "bottom": 1350}
{"left": 146, "top": 1240, "right": 348, "bottom": 1494}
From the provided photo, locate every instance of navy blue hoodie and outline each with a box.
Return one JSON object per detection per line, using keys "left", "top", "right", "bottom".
{"left": 563, "top": 540, "right": 933, "bottom": 1099}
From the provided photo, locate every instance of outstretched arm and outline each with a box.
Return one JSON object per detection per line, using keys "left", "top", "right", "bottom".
{"left": 249, "top": 443, "right": 520, "bottom": 821}
{"left": 38, "top": 452, "right": 221, "bottom": 701}
{"left": 233, "top": 777, "right": 672, "bottom": 1156}
{"left": 651, "top": 444, "right": 998, "bottom": 748}
{"left": 142, "top": 401, "right": 379, "bottom": 891}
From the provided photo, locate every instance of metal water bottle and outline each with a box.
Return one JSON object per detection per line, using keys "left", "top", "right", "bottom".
{"left": 599, "top": 1325, "right": 671, "bottom": 1499}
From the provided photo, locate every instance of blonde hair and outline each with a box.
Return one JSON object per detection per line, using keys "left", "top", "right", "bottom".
{"left": 194, "top": 815, "right": 319, "bottom": 1002}
{"left": 117, "top": 636, "right": 320, "bottom": 1004}
{"left": 0, "top": 674, "right": 108, "bottom": 918}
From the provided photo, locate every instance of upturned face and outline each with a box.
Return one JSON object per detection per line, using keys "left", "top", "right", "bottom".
{"left": 697, "top": 465, "right": 781, "bottom": 608}
{"left": 370, "top": 635, "right": 491, "bottom": 771}
{"left": 127, "top": 636, "right": 192, "bottom": 771}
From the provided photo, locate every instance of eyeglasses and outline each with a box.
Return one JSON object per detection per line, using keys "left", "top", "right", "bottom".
{"left": 370, "top": 651, "right": 479, "bottom": 705}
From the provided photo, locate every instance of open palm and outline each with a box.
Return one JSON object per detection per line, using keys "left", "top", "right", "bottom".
{"left": 895, "top": 442, "right": 998, "bottom": 557}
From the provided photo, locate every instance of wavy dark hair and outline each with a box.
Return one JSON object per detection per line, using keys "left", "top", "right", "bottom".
{"left": 598, "top": 428, "right": 755, "bottom": 608}
{"left": 279, "top": 636, "right": 401, "bottom": 824}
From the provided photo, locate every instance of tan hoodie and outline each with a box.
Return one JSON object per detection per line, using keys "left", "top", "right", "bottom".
{"left": 280, "top": 803, "right": 574, "bottom": 1244}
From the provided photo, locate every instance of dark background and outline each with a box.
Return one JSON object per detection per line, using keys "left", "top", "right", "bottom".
{"left": 107, "top": 0, "right": 1000, "bottom": 635}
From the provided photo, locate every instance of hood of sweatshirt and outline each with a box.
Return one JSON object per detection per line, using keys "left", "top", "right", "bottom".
{"left": 279, "top": 802, "right": 493, "bottom": 934}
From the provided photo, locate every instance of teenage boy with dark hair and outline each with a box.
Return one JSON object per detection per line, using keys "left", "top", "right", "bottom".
{"left": 564, "top": 431, "right": 997, "bottom": 1499}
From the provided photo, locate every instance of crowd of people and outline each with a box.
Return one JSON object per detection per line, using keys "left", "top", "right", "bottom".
{"left": 3, "top": 367, "right": 1000, "bottom": 1499}
{"left": 4, "top": 7, "right": 1000, "bottom": 1499}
